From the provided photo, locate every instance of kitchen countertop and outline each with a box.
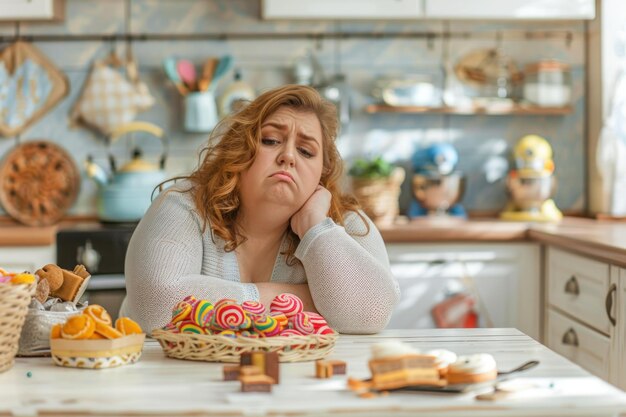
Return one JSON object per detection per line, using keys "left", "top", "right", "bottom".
{"left": 3, "top": 328, "right": 626, "bottom": 417}
{"left": 3, "top": 216, "right": 626, "bottom": 266}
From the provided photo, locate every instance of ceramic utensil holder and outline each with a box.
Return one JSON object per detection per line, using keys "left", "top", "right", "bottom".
{"left": 184, "top": 91, "right": 218, "bottom": 132}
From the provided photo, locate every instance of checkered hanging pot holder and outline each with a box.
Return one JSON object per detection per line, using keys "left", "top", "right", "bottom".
{"left": 70, "top": 49, "right": 155, "bottom": 135}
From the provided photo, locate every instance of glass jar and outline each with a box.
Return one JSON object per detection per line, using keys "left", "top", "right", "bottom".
{"left": 523, "top": 60, "right": 572, "bottom": 107}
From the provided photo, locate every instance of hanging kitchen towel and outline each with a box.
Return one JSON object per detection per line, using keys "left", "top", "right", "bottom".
{"left": 70, "top": 50, "right": 155, "bottom": 136}
{"left": 0, "top": 41, "right": 69, "bottom": 137}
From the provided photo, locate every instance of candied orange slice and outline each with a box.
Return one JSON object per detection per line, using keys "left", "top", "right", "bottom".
{"left": 50, "top": 323, "right": 62, "bottom": 339}
{"left": 115, "top": 317, "right": 143, "bottom": 335}
{"left": 83, "top": 304, "right": 112, "bottom": 325}
{"left": 88, "top": 332, "right": 106, "bottom": 340}
{"left": 61, "top": 314, "right": 95, "bottom": 340}
{"left": 10, "top": 273, "right": 36, "bottom": 285}
{"left": 94, "top": 322, "right": 123, "bottom": 339}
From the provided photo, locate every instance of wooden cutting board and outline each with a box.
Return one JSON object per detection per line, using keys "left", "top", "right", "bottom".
{"left": 0, "top": 140, "right": 80, "bottom": 226}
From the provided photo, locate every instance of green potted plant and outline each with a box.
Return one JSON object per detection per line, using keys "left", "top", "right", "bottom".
{"left": 348, "top": 156, "right": 405, "bottom": 226}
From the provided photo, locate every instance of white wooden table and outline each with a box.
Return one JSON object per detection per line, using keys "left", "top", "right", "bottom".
{"left": 2, "top": 328, "right": 626, "bottom": 417}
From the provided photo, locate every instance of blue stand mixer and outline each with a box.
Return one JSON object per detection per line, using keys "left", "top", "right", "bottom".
{"left": 408, "top": 143, "right": 467, "bottom": 218}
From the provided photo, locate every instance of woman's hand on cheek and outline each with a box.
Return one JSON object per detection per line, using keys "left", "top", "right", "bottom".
{"left": 290, "top": 185, "right": 331, "bottom": 239}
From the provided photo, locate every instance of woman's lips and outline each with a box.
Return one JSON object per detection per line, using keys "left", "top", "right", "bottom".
{"left": 271, "top": 171, "right": 294, "bottom": 182}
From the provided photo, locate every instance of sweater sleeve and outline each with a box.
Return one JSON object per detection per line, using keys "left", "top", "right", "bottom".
{"left": 294, "top": 211, "right": 400, "bottom": 334}
{"left": 122, "top": 189, "right": 259, "bottom": 334}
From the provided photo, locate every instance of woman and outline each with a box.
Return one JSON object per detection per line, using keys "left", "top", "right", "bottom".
{"left": 121, "top": 84, "right": 400, "bottom": 334}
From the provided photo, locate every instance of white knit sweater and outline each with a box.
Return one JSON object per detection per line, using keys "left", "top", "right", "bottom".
{"left": 120, "top": 182, "right": 400, "bottom": 335}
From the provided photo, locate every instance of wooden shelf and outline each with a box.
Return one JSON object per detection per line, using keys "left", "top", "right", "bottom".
{"left": 364, "top": 104, "right": 573, "bottom": 116}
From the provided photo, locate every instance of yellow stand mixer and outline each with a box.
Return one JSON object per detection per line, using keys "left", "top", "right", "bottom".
{"left": 500, "top": 135, "right": 562, "bottom": 222}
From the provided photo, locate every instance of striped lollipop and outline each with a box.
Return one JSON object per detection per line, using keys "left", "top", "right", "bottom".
{"left": 315, "top": 325, "right": 335, "bottom": 335}
{"left": 179, "top": 321, "right": 205, "bottom": 334}
{"left": 213, "top": 303, "right": 246, "bottom": 330}
{"left": 252, "top": 315, "right": 281, "bottom": 337}
{"left": 214, "top": 298, "right": 237, "bottom": 310}
{"left": 290, "top": 312, "right": 315, "bottom": 335}
{"left": 191, "top": 299, "right": 214, "bottom": 327}
{"left": 303, "top": 312, "right": 328, "bottom": 330}
{"left": 241, "top": 300, "right": 266, "bottom": 316}
{"left": 171, "top": 301, "right": 192, "bottom": 324}
{"left": 270, "top": 293, "right": 303, "bottom": 318}
{"left": 280, "top": 328, "right": 304, "bottom": 337}
{"left": 270, "top": 312, "right": 289, "bottom": 331}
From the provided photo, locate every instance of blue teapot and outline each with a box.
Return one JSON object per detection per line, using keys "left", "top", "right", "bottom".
{"left": 85, "top": 121, "right": 168, "bottom": 222}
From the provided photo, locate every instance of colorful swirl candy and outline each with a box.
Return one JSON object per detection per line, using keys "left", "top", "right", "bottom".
{"left": 280, "top": 328, "right": 303, "bottom": 337}
{"left": 304, "top": 312, "right": 328, "bottom": 330}
{"left": 241, "top": 300, "right": 266, "bottom": 316}
{"left": 270, "top": 293, "right": 303, "bottom": 318}
{"left": 240, "top": 313, "right": 253, "bottom": 330}
{"left": 218, "top": 329, "right": 238, "bottom": 338}
{"left": 270, "top": 312, "right": 289, "bottom": 331}
{"left": 290, "top": 312, "right": 315, "bottom": 335}
{"left": 191, "top": 300, "right": 214, "bottom": 327}
{"left": 179, "top": 321, "right": 205, "bottom": 334}
{"left": 253, "top": 315, "right": 281, "bottom": 337}
{"left": 214, "top": 298, "right": 237, "bottom": 310}
{"left": 240, "top": 330, "right": 260, "bottom": 338}
{"left": 214, "top": 303, "right": 246, "bottom": 330}
{"left": 171, "top": 301, "right": 192, "bottom": 324}
{"left": 162, "top": 322, "right": 179, "bottom": 333}
{"left": 315, "top": 325, "right": 335, "bottom": 335}
{"left": 183, "top": 295, "right": 198, "bottom": 306}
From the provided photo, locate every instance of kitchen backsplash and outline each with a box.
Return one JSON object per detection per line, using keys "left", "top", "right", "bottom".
{"left": 0, "top": 0, "right": 586, "bottom": 216}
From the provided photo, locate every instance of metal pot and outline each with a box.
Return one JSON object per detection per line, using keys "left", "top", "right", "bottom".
{"left": 411, "top": 172, "right": 465, "bottom": 213}
{"left": 506, "top": 173, "right": 556, "bottom": 211}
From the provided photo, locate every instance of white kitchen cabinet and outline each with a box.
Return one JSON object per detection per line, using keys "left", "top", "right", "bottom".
{"left": 262, "top": 0, "right": 423, "bottom": 20}
{"left": 385, "top": 243, "right": 541, "bottom": 341}
{"left": 0, "top": 245, "right": 55, "bottom": 273}
{"left": 545, "top": 247, "right": 620, "bottom": 385}
{"left": 424, "top": 0, "right": 595, "bottom": 20}
{"left": 615, "top": 267, "right": 626, "bottom": 390}
{"left": 0, "top": 0, "right": 64, "bottom": 21}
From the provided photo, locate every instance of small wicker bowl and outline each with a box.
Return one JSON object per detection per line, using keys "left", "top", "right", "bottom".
{"left": 50, "top": 333, "right": 146, "bottom": 369}
{"left": 0, "top": 283, "right": 36, "bottom": 373}
{"left": 151, "top": 328, "right": 338, "bottom": 363}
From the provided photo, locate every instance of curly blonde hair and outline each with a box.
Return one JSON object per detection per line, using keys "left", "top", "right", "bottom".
{"left": 173, "top": 84, "right": 366, "bottom": 264}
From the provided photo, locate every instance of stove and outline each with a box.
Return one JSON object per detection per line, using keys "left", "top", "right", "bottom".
{"left": 56, "top": 222, "right": 137, "bottom": 320}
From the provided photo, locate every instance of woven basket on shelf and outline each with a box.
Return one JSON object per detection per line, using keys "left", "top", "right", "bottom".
{"left": 151, "top": 329, "right": 338, "bottom": 363}
{"left": 351, "top": 167, "right": 405, "bottom": 226}
{"left": 0, "top": 283, "right": 35, "bottom": 373}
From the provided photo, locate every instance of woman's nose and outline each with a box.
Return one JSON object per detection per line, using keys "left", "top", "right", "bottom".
{"left": 277, "top": 146, "right": 296, "bottom": 166}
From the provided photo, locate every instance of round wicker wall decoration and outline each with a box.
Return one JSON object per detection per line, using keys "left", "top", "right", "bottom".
{"left": 0, "top": 141, "right": 80, "bottom": 226}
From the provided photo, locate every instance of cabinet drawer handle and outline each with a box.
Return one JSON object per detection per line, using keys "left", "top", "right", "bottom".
{"left": 561, "top": 328, "right": 579, "bottom": 347}
{"left": 605, "top": 283, "right": 617, "bottom": 327}
{"left": 564, "top": 276, "right": 580, "bottom": 296}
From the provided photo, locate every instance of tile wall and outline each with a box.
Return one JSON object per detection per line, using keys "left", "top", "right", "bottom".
{"left": 0, "top": 0, "right": 587, "bottom": 216}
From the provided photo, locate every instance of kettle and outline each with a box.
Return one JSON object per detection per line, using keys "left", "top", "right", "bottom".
{"left": 85, "top": 121, "right": 168, "bottom": 222}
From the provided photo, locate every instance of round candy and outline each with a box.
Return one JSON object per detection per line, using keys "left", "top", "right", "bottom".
{"left": 240, "top": 313, "right": 253, "bottom": 330}
{"left": 213, "top": 303, "right": 246, "bottom": 330}
{"left": 304, "top": 312, "right": 328, "bottom": 330}
{"left": 270, "top": 312, "right": 289, "bottom": 331}
{"left": 291, "top": 312, "right": 314, "bottom": 335}
{"left": 162, "top": 322, "right": 179, "bottom": 332}
{"left": 270, "top": 293, "right": 303, "bottom": 318}
{"left": 183, "top": 295, "right": 198, "bottom": 306}
{"left": 253, "top": 315, "right": 281, "bottom": 337}
{"left": 315, "top": 325, "right": 335, "bottom": 335}
{"left": 218, "top": 329, "right": 238, "bottom": 338}
{"left": 179, "top": 321, "right": 205, "bottom": 334}
{"left": 241, "top": 300, "right": 266, "bottom": 316}
{"left": 171, "top": 301, "right": 192, "bottom": 324}
{"left": 240, "top": 330, "right": 260, "bottom": 338}
{"left": 280, "top": 328, "right": 303, "bottom": 337}
{"left": 191, "top": 300, "right": 214, "bottom": 327}
{"left": 214, "top": 298, "right": 237, "bottom": 310}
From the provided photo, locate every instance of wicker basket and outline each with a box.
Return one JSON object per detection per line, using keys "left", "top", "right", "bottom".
{"left": 0, "top": 283, "right": 35, "bottom": 373}
{"left": 351, "top": 167, "right": 405, "bottom": 226}
{"left": 151, "top": 329, "right": 338, "bottom": 363}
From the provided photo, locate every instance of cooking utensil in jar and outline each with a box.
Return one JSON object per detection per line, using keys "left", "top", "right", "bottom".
{"left": 176, "top": 59, "right": 197, "bottom": 91}
{"left": 162, "top": 58, "right": 188, "bottom": 95}
{"left": 198, "top": 57, "right": 218, "bottom": 91}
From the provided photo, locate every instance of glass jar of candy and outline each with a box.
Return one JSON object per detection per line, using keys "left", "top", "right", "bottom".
{"left": 523, "top": 60, "right": 572, "bottom": 107}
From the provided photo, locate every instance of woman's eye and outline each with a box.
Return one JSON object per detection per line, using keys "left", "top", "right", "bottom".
{"left": 261, "top": 138, "right": 279, "bottom": 146}
{"left": 298, "top": 147, "right": 314, "bottom": 158}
